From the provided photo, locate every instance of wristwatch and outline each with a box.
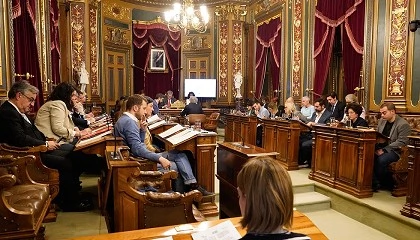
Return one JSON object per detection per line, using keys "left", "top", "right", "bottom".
{"left": 45, "top": 141, "right": 49, "bottom": 148}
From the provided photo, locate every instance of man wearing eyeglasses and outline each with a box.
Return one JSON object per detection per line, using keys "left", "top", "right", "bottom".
{"left": 0, "top": 80, "right": 93, "bottom": 212}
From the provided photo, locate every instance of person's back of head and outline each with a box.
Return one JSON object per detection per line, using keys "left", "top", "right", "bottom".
{"left": 48, "top": 82, "right": 76, "bottom": 110}
{"left": 189, "top": 96, "right": 198, "bottom": 104}
{"left": 237, "top": 156, "right": 294, "bottom": 233}
{"left": 345, "top": 94, "right": 358, "bottom": 104}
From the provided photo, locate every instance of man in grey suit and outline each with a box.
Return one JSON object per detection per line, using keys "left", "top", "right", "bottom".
{"left": 299, "top": 98, "right": 332, "bottom": 167}
{"left": 373, "top": 102, "right": 411, "bottom": 191}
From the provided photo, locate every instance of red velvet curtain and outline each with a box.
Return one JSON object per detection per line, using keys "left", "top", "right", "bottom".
{"left": 132, "top": 23, "right": 181, "bottom": 99}
{"left": 313, "top": 0, "right": 364, "bottom": 96}
{"left": 12, "top": 0, "right": 44, "bottom": 109}
{"left": 50, "top": 0, "right": 60, "bottom": 85}
{"left": 255, "top": 17, "right": 281, "bottom": 99}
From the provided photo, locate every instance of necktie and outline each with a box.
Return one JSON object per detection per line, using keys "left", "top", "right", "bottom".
{"left": 167, "top": 98, "right": 171, "bottom": 107}
{"left": 332, "top": 104, "right": 335, "bottom": 113}
{"left": 21, "top": 114, "right": 31, "bottom": 124}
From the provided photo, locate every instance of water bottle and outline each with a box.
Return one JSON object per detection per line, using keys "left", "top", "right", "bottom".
{"left": 346, "top": 119, "right": 352, "bottom": 128}
{"left": 195, "top": 120, "right": 201, "bottom": 131}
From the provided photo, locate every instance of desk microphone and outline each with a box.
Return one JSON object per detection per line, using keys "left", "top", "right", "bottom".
{"left": 218, "top": 118, "right": 249, "bottom": 148}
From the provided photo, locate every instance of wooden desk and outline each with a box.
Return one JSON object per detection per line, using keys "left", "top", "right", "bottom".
{"left": 309, "top": 125, "right": 376, "bottom": 198}
{"left": 160, "top": 108, "right": 220, "bottom": 118}
{"left": 74, "top": 135, "right": 122, "bottom": 155}
{"left": 401, "top": 135, "right": 420, "bottom": 221}
{"left": 71, "top": 211, "right": 327, "bottom": 240}
{"left": 225, "top": 114, "right": 257, "bottom": 145}
{"left": 149, "top": 122, "right": 177, "bottom": 135}
{"left": 216, "top": 142, "right": 278, "bottom": 218}
{"left": 262, "top": 119, "right": 310, "bottom": 170}
{"left": 157, "top": 131, "right": 218, "bottom": 217}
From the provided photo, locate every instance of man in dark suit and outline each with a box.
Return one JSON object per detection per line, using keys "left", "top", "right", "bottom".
{"left": 153, "top": 93, "right": 164, "bottom": 115}
{"left": 180, "top": 96, "right": 203, "bottom": 116}
{"left": 299, "top": 98, "right": 332, "bottom": 167}
{"left": 326, "top": 92, "right": 346, "bottom": 121}
{"left": 161, "top": 90, "right": 177, "bottom": 108}
{"left": 0, "top": 80, "right": 92, "bottom": 212}
{"left": 373, "top": 102, "right": 411, "bottom": 191}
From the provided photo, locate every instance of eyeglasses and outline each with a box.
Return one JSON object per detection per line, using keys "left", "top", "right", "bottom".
{"left": 20, "top": 92, "right": 35, "bottom": 103}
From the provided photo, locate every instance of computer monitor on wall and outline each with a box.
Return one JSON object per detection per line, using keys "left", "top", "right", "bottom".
{"left": 184, "top": 79, "right": 217, "bottom": 98}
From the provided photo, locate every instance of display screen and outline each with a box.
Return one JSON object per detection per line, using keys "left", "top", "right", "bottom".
{"left": 184, "top": 79, "right": 217, "bottom": 98}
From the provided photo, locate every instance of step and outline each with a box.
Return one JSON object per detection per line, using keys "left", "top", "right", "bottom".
{"left": 294, "top": 192, "right": 331, "bottom": 213}
{"left": 293, "top": 182, "right": 315, "bottom": 194}
{"left": 305, "top": 209, "right": 396, "bottom": 240}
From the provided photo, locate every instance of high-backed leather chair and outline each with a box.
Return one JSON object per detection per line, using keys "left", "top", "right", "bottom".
{"left": 0, "top": 144, "right": 59, "bottom": 222}
{"left": 112, "top": 166, "right": 204, "bottom": 232}
{"left": 203, "top": 112, "right": 220, "bottom": 131}
{"left": 0, "top": 155, "right": 51, "bottom": 240}
{"left": 188, "top": 114, "right": 207, "bottom": 126}
{"left": 388, "top": 146, "right": 409, "bottom": 197}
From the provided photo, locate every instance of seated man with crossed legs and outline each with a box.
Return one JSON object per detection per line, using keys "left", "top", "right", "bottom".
{"left": 114, "top": 94, "right": 214, "bottom": 196}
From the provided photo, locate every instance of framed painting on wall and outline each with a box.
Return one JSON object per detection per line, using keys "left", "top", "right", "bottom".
{"left": 150, "top": 48, "right": 166, "bottom": 71}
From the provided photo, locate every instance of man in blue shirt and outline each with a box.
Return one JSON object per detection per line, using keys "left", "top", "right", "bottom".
{"left": 114, "top": 94, "right": 213, "bottom": 196}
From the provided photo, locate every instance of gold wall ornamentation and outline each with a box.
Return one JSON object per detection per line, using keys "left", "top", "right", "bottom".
{"left": 215, "top": 4, "right": 247, "bottom": 21}
{"left": 104, "top": 27, "right": 130, "bottom": 45}
{"left": 219, "top": 21, "right": 228, "bottom": 98}
{"left": 232, "top": 21, "right": 243, "bottom": 97}
{"left": 254, "top": 0, "right": 284, "bottom": 16}
{"left": 387, "top": 0, "right": 408, "bottom": 96}
{"left": 182, "top": 36, "right": 211, "bottom": 50}
{"left": 71, "top": 3, "right": 85, "bottom": 72}
{"left": 291, "top": 0, "right": 303, "bottom": 97}
{"left": 89, "top": 4, "right": 99, "bottom": 96}
{"left": 103, "top": 2, "right": 131, "bottom": 22}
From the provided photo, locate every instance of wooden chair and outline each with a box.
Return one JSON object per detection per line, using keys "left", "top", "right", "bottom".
{"left": 188, "top": 114, "right": 207, "bottom": 126}
{"left": 0, "top": 144, "right": 59, "bottom": 222}
{"left": 0, "top": 155, "right": 51, "bottom": 240}
{"left": 112, "top": 166, "right": 204, "bottom": 232}
{"left": 388, "top": 146, "right": 409, "bottom": 197}
{"left": 203, "top": 112, "right": 220, "bottom": 131}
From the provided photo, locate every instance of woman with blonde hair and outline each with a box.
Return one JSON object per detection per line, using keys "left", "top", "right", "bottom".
{"left": 284, "top": 102, "right": 307, "bottom": 122}
{"left": 237, "top": 156, "right": 310, "bottom": 240}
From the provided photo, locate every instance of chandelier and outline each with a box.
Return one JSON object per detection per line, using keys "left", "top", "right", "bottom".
{"left": 164, "top": 0, "right": 210, "bottom": 34}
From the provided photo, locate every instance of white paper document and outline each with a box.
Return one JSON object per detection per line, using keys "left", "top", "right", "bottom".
{"left": 152, "top": 237, "right": 173, "bottom": 240}
{"left": 191, "top": 220, "right": 241, "bottom": 240}
{"left": 166, "top": 129, "right": 199, "bottom": 145}
{"left": 149, "top": 120, "right": 166, "bottom": 130}
{"left": 147, "top": 114, "right": 162, "bottom": 124}
{"left": 158, "top": 124, "right": 184, "bottom": 138}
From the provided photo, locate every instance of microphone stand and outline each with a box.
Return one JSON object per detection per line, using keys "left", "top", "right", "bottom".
{"left": 109, "top": 115, "right": 119, "bottom": 160}
{"left": 219, "top": 118, "right": 249, "bottom": 148}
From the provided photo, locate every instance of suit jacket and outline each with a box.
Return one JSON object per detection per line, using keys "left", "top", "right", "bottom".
{"left": 328, "top": 101, "right": 346, "bottom": 121}
{"left": 72, "top": 112, "right": 89, "bottom": 130}
{"left": 351, "top": 117, "right": 369, "bottom": 128}
{"left": 35, "top": 100, "right": 76, "bottom": 141}
{"left": 180, "top": 103, "right": 203, "bottom": 116}
{"left": 152, "top": 100, "right": 159, "bottom": 115}
{"left": 160, "top": 96, "right": 176, "bottom": 108}
{"left": 0, "top": 101, "right": 46, "bottom": 147}
{"left": 309, "top": 109, "right": 332, "bottom": 124}
{"left": 377, "top": 115, "right": 411, "bottom": 156}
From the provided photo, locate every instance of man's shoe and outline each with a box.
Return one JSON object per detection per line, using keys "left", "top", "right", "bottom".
{"left": 195, "top": 186, "right": 216, "bottom": 197}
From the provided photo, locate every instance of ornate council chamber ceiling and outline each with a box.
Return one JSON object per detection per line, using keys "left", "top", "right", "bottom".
{"left": 121, "top": 0, "right": 250, "bottom": 7}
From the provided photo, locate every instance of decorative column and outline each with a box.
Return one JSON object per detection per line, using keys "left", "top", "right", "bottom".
{"left": 89, "top": 0, "right": 100, "bottom": 101}
{"left": 384, "top": 0, "right": 409, "bottom": 111}
{"left": 215, "top": 4, "right": 247, "bottom": 104}
{"left": 70, "top": 1, "right": 86, "bottom": 82}
{"left": 291, "top": 0, "right": 304, "bottom": 99}
{"left": 36, "top": 0, "right": 52, "bottom": 99}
